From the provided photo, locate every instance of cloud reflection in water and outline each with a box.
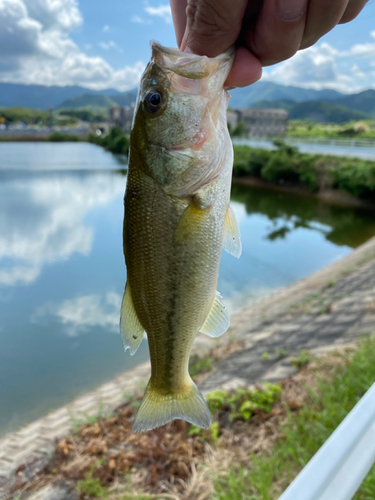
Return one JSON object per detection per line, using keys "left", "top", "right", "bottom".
{"left": 0, "top": 172, "right": 124, "bottom": 286}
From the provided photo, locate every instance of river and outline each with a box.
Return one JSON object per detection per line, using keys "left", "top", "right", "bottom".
{"left": 1, "top": 142, "right": 375, "bottom": 437}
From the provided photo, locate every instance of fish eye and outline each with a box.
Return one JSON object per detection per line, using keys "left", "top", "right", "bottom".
{"left": 144, "top": 89, "right": 165, "bottom": 114}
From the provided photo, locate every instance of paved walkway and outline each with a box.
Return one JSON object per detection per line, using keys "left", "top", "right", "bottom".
{"left": 201, "top": 257, "right": 375, "bottom": 393}
{"left": 1, "top": 235, "right": 375, "bottom": 496}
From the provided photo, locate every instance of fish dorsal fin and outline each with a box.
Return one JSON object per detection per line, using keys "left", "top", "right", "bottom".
{"left": 223, "top": 204, "right": 242, "bottom": 258}
{"left": 200, "top": 292, "right": 230, "bottom": 338}
{"left": 120, "top": 282, "right": 145, "bottom": 356}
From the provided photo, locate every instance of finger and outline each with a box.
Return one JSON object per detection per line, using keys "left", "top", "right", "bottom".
{"left": 299, "top": 0, "right": 349, "bottom": 50}
{"left": 170, "top": 0, "right": 188, "bottom": 48}
{"left": 225, "top": 47, "right": 263, "bottom": 88}
{"left": 339, "top": 0, "right": 369, "bottom": 23}
{"left": 246, "top": 0, "right": 309, "bottom": 67}
{"left": 180, "top": 0, "right": 249, "bottom": 57}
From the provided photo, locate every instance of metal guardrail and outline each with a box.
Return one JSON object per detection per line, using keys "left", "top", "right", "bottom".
{"left": 278, "top": 381, "right": 375, "bottom": 500}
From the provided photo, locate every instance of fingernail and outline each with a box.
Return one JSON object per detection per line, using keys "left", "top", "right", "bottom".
{"left": 277, "top": 0, "right": 307, "bottom": 21}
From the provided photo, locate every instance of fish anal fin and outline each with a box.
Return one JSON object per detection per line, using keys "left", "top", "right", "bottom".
{"left": 133, "top": 378, "right": 212, "bottom": 432}
{"left": 120, "top": 282, "right": 145, "bottom": 356}
{"left": 200, "top": 292, "right": 230, "bottom": 338}
{"left": 223, "top": 204, "right": 242, "bottom": 258}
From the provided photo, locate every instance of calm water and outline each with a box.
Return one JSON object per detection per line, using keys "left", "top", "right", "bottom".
{"left": 1, "top": 142, "right": 375, "bottom": 437}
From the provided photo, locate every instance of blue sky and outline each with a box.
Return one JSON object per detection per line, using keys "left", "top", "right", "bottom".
{"left": 0, "top": 0, "right": 375, "bottom": 93}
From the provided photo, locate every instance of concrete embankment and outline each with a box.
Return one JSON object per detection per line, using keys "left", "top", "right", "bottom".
{"left": 1, "top": 235, "right": 375, "bottom": 487}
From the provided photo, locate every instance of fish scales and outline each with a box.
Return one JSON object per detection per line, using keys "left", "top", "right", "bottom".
{"left": 121, "top": 42, "right": 241, "bottom": 432}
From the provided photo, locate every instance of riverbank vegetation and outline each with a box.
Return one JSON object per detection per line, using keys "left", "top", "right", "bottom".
{"left": 287, "top": 119, "right": 375, "bottom": 139}
{"left": 233, "top": 141, "right": 375, "bottom": 201}
{"left": 8, "top": 336, "right": 375, "bottom": 499}
{"left": 88, "top": 126, "right": 129, "bottom": 155}
{"left": 0, "top": 107, "right": 51, "bottom": 126}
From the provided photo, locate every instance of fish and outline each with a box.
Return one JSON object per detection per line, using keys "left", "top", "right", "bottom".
{"left": 121, "top": 41, "right": 241, "bottom": 433}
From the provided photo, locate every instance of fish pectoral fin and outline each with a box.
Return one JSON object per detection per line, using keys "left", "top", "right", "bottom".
{"left": 120, "top": 282, "right": 145, "bottom": 356}
{"left": 175, "top": 199, "right": 211, "bottom": 244}
{"left": 223, "top": 204, "right": 242, "bottom": 258}
{"left": 200, "top": 292, "right": 230, "bottom": 338}
{"left": 133, "top": 378, "right": 212, "bottom": 432}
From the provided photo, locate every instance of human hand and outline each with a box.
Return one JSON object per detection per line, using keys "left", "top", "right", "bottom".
{"left": 170, "top": 0, "right": 368, "bottom": 87}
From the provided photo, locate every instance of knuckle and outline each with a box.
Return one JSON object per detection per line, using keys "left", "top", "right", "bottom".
{"left": 186, "top": 0, "right": 237, "bottom": 41}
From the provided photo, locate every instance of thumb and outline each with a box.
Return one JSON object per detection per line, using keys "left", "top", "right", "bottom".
{"left": 180, "top": 0, "right": 249, "bottom": 57}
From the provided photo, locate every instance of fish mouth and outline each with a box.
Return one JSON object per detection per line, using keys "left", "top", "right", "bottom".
{"left": 150, "top": 41, "right": 234, "bottom": 81}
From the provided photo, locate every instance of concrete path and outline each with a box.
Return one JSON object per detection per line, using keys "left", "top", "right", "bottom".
{"left": 1, "top": 235, "right": 375, "bottom": 497}
{"left": 201, "top": 257, "right": 375, "bottom": 393}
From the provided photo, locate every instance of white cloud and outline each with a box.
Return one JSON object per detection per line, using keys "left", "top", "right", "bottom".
{"left": 98, "top": 40, "right": 123, "bottom": 53}
{"left": 0, "top": 173, "right": 124, "bottom": 286}
{"left": 371, "top": 30, "right": 375, "bottom": 39}
{"left": 131, "top": 14, "right": 151, "bottom": 24}
{"left": 263, "top": 39, "right": 375, "bottom": 92}
{"left": 0, "top": 0, "right": 144, "bottom": 90}
{"left": 102, "top": 24, "right": 109, "bottom": 32}
{"left": 33, "top": 292, "right": 122, "bottom": 336}
{"left": 351, "top": 64, "right": 365, "bottom": 78}
{"left": 144, "top": 3, "right": 172, "bottom": 23}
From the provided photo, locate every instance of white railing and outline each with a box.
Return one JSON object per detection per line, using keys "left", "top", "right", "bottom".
{"left": 278, "top": 382, "right": 375, "bottom": 500}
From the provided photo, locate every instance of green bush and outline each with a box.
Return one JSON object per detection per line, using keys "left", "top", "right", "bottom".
{"left": 233, "top": 142, "right": 375, "bottom": 198}
{"left": 330, "top": 160, "right": 375, "bottom": 199}
{"left": 48, "top": 132, "right": 79, "bottom": 142}
{"left": 233, "top": 146, "right": 272, "bottom": 177}
{"left": 89, "top": 126, "right": 130, "bottom": 156}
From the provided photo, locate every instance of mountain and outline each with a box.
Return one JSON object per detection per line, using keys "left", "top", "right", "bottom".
{"left": 0, "top": 83, "right": 121, "bottom": 110}
{"left": 111, "top": 90, "right": 138, "bottom": 107}
{"left": 56, "top": 94, "right": 117, "bottom": 112}
{"left": 56, "top": 89, "right": 138, "bottom": 114}
{"left": 1, "top": 81, "right": 374, "bottom": 120}
{"left": 228, "top": 81, "right": 344, "bottom": 109}
{"left": 251, "top": 99, "right": 371, "bottom": 123}
{"left": 333, "top": 89, "right": 375, "bottom": 117}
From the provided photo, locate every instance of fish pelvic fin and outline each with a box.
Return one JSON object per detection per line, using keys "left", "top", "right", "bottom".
{"left": 120, "top": 281, "right": 145, "bottom": 356}
{"left": 133, "top": 379, "right": 212, "bottom": 432}
{"left": 200, "top": 292, "right": 230, "bottom": 338}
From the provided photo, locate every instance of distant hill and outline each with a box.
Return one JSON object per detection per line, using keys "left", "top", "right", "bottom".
{"left": 229, "top": 82, "right": 344, "bottom": 109}
{"left": 56, "top": 90, "right": 138, "bottom": 113}
{"left": 0, "top": 83, "right": 121, "bottom": 110}
{"left": 111, "top": 90, "right": 138, "bottom": 107}
{"left": 56, "top": 95, "right": 117, "bottom": 114}
{"left": 333, "top": 89, "right": 375, "bottom": 117}
{"left": 251, "top": 99, "right": 371, "bottom": 123}
{"left": 0, "top": 81, "right": 374, "bottom": 122}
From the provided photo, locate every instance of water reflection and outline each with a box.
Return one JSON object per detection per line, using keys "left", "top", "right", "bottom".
{"left": 32, "top": 292, "right": 122, "bottom": 337}
{"left": 0, "top": 172, "right": 123, "bottom": 286}
{"left": 231, "top": 183, "right": 375, "bottom": 248}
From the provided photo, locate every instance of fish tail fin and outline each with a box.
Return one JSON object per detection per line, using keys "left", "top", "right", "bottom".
{"left": 133, "top": 378, "right": 212, "bottom": 433}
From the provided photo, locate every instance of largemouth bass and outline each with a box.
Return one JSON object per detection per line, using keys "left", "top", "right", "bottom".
{"left": 121, "top": 42, "right": 241, "bottom": 432}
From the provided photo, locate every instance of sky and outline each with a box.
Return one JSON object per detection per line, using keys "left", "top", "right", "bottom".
{"left": 0, "top": 0, "right": 375, "bottom": 93}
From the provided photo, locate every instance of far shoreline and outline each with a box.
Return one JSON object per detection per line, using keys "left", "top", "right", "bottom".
{"left": 232, "top": 175, "right": 375, "bottom": 211}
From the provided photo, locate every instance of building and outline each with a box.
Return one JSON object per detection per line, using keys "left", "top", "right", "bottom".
{"left": 235, "top": 108, "right": 288, "bottom": 138}
{"left": 109, "top": 104, "right": 135, "bottom": 132}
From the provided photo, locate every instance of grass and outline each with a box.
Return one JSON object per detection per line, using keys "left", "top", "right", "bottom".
{"left": 291, "top": 349, "right": 311, "bottom": 368}
{"left": 69, "top": 403, "right": 113, "bottom": 434}
{"left": 214, "top": 335, "right": 375, "bottom": 499}
{"left": 189, "top": 353, "right": 213, "bottom": 378}
{"left": 286, "top": 119, "right": 375, "bottom": 140}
